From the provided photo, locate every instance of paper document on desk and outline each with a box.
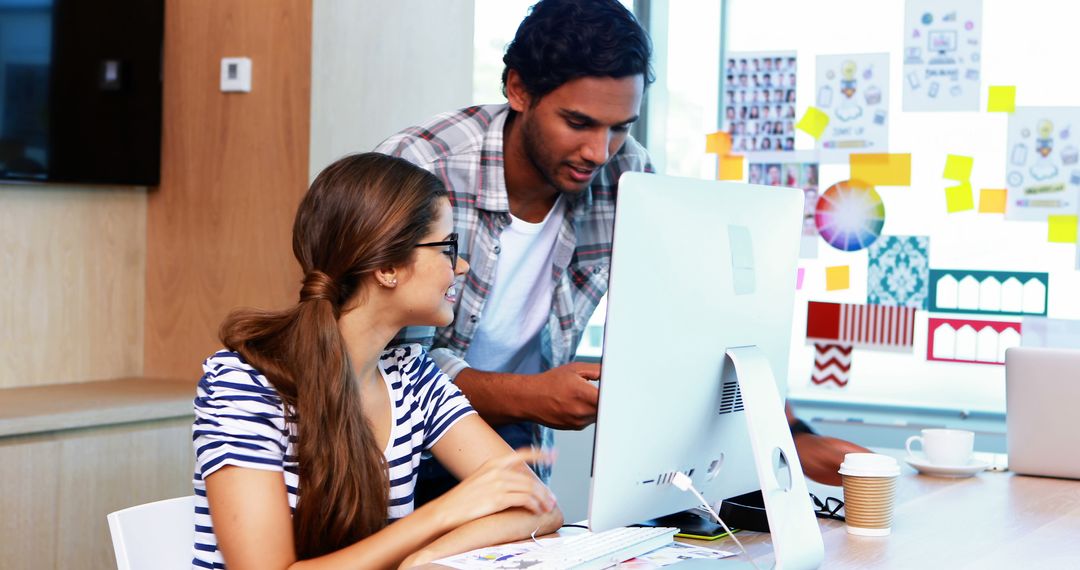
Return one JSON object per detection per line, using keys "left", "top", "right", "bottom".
{"left": 434, "top": 537, "right": 561, "bottom": 569}
{"left": 618, "top": 542, "right": 736, "bottom": 567}
{"left": 434, "top": 538, "right": 734, "bottom": 569}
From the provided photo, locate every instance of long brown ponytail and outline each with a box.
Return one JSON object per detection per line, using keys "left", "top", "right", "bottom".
{"left": 219, "top": 153, "right": 447, "bottom": 559}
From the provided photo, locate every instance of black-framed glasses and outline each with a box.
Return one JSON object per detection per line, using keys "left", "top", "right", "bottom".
{"left": 415, "top": 233, "right": 458, "bottom": 269}
{"left": 810, "top": 493, "right": 845, "bottom": 522}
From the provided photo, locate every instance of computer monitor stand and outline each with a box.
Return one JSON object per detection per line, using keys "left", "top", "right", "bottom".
{"left": 711, "top": 346, "right": 825, "bottom": 569}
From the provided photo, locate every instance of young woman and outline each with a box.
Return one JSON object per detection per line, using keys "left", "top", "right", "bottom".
{"left": 191, "top": 153, "right": 563, "bottom": 569}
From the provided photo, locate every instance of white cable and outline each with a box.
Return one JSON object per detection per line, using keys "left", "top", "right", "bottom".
{"left": 672, "top": 472, "right": 762, "bottom": 570}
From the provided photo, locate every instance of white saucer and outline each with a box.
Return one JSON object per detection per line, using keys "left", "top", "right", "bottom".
{"left": 904, "top": 455, "right": 990, "bottom": 478}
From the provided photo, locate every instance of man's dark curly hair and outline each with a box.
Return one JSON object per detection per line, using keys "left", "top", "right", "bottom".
{"left": 501, "top": 0, "right": 654, "bottom": 103}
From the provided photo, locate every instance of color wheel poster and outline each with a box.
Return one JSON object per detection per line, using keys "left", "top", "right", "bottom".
{"left": 815, "top": 53, "right": 890, "bottom": 163}
{"left": 723, "top": 51, "right": 798, "bottom": 154}
{"left": 1005, "top": 107, "right": 1080, "bottom": 221}
{"left": 901, "top": 0, "right": 983, "bottom": 112}
{"left": 814, "top": 179, "right": 885, "bottom": 252}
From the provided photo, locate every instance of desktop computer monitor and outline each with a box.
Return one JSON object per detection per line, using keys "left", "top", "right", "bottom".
{"left": 588, "top": 173, "right": 804, "bottom": 532}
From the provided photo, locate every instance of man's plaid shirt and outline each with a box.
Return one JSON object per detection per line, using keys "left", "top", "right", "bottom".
{"left": 375, "top": 104, "right": 652, "bottom": 458}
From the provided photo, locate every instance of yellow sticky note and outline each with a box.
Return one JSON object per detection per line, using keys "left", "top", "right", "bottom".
{"left": 987, "top": 86, "right": 1016, "bottom": 113}
{"left": 706, "top": 131, "right": 732, "bottom": 155}
{"left": 796, "top": 107, "right": 830, "bottom": 139}
{"left": 850, "top": 153, "right": 912, "bottom": 186}
{"left": 825, "top": 265, "right": 850, "bottom": 291}
{"left": 1048, "top": 215, "right": 1079, "bottom": 243}
{"left": 945, "top": 182, "right": 974, "bottom": 213}
{"left": 718, "top": 155, "right": 744, "bottom": 180}
{"left": 943, "top": 154, "right": 974, "bottom": 181}
{"left": 978, "top": 189, "right": 1007, "bottom": 213}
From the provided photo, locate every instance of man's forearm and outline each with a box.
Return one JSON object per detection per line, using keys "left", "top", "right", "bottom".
{"left": 453, "top": 368, "right": 535, "bottom": 425}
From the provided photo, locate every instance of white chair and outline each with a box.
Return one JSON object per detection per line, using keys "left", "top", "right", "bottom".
{"left": 107, "top": 496, "right": 195, "bottom": 570}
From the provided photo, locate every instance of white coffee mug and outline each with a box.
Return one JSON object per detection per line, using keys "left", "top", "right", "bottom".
{"left": 906, "top": 428, "right": 974, "bottom": 466}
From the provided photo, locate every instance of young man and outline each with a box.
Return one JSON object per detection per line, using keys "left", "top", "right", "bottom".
{"left": 378, "top": 0, "right": 865, "bottom": 497}
{"left": 375, "top": 0, "right": 652, "bottom": 501}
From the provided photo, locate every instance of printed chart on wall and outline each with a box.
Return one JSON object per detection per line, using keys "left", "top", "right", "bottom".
{"left": 1005, "top": 107, "right": 1080, "bottom": 221}
{"left": 901, "top": 0, "right": 983, "bottom": 112}
{"left": 723, "top": 51, "right": 798, "bottom": 153}
{"left": 815, "top": 53, "right": 890, "bottom": 162}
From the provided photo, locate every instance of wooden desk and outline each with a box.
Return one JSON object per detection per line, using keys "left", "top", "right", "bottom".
{"left": 428, "top": 451, "right": 1080, "bottom": 568}
{"left": 682, "top": 456, "right": 1080, "bottom": 568}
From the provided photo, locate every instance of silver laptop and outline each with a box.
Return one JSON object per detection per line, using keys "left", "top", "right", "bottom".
{"left": 1005, "top": 346, "right": 1080, "bottom": 479}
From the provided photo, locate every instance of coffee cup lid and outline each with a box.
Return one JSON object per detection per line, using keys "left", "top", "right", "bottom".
{"left": 839, "top": 453, "right": 901, "bottom": 477}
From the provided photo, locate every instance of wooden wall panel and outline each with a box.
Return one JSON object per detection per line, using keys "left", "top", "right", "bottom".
{"left": 0, "top": 186, "right": 146, "bottom": 388}
{"left": 0, "top": 435, "right": 60, "bottom": 569}
{"left": 146, "top": 0, "right": 312, "bottom": 379}
{"left": 0, "top": 418, "right": 194, "bottom": 570}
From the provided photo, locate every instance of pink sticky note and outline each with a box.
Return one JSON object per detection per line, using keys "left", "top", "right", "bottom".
{"left": 797, "top": 267, "right": 806, "bottom": 290}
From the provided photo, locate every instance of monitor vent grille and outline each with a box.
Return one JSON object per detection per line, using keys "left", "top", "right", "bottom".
{"left": 719, "top": 377, "right": 744, "bottom": 415}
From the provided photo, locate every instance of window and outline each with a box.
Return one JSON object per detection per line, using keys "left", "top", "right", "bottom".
{"left": 473, "top": 0, "right": 636, "bottom": 105}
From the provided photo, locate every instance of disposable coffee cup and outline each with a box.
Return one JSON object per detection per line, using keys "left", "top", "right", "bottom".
{"left": 838, "top": 453, "right": 901, "bottom": 537}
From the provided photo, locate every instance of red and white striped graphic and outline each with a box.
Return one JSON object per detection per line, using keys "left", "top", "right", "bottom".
{"left": 806, "top": 301, "right": 916, "bottom": 351}
{"left": 811, "top": 343, "right": 853, "bottom": 387}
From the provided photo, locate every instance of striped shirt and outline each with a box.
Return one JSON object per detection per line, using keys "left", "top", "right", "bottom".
{"left": 375, "top": 104, "right": 652, "bottom": 465}
{"left": 190, "top": 344, "right": 475, "bottom": 569}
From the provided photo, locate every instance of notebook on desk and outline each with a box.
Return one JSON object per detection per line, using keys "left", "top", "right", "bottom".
{"left": 1005, "top": 347, "right": 1080, "bottom": 480}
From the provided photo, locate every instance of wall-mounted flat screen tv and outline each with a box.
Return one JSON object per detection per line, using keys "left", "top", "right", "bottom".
{"left": 0, "top": 0, "right": 163, "bottom": 186}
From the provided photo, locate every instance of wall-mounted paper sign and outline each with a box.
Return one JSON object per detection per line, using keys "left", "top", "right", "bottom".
{"left": 723, "top": 51, "right": 798, "bottom": 153}
{"left": 928, "top": 269, "right": 1049, "bottom": 316}
{"left": 1005, "top": 107, "right": 1080, "bottom": 221}
{"left": 902, "top": 0, "right": 984, "bottom": 112}
{"left": 811, "top": 343, "right": 853, "bottom": 388}
{"left": 806, "top": 301, "right": 917, "bottom": 352}
{"left": 815, "top": 53, "right": 890, "bottom": 162}
{"left": 927, "top": 317, "right": 1021, "bottom": 365}
{"left": 868, "top": 235, "right": 930, "bottom": 309}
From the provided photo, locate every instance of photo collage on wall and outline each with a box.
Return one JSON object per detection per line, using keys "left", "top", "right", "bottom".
{"left": 723, "top": 51, "right": 797, "bottom": 153}
{"left": 748, "top": 157, "right": 820, "bottom": 258}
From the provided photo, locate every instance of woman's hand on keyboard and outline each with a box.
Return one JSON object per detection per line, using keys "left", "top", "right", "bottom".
{"left": 433, "top": 447, "right": 558, "bottom": 528}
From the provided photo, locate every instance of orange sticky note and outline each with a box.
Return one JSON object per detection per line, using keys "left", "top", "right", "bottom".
{"left": 978, "top": 189, "right": 1007, "bottom": 213}
{"left": 1048, "top": 215, "right": 1079, "bottom": 243}
{"left": 850, "top": 153, "right": 912, "bottom": 186}
{"left": 943, "top": 154, "right": 974, "bottom": 181}
{"left": 987, "top": 86, "right": 1016, "bottom": 113}
{"left": 796, "top": 107, "right": 830, "bottom": 139}
{"left": 706, "top": 131, "right": 732, "bottom": 155}
{"left": 945, "top": 182, "right": 974, "bottom": 213}
{"left": 718, "top": 155, "right": 744, "bottom": 180}
{"left": 825, "top": 265, "right": 850, "bottom": 291}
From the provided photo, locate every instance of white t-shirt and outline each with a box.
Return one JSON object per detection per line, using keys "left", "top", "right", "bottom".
{"left": 464, "top": 197, "right": 565, "bottom": 374}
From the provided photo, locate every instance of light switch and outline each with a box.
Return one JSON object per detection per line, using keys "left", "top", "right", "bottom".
{"left": 220, "top": 57, "right": 252, "bottom": 93}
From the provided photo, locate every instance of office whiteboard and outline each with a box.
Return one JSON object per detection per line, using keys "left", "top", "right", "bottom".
{"left": 725, "top": 0, "right": 1080, "bottom": 413}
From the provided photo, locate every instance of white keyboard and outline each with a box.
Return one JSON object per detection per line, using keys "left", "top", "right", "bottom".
{"left": 513, "top": 526, "right": 678, "bottom": 569}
